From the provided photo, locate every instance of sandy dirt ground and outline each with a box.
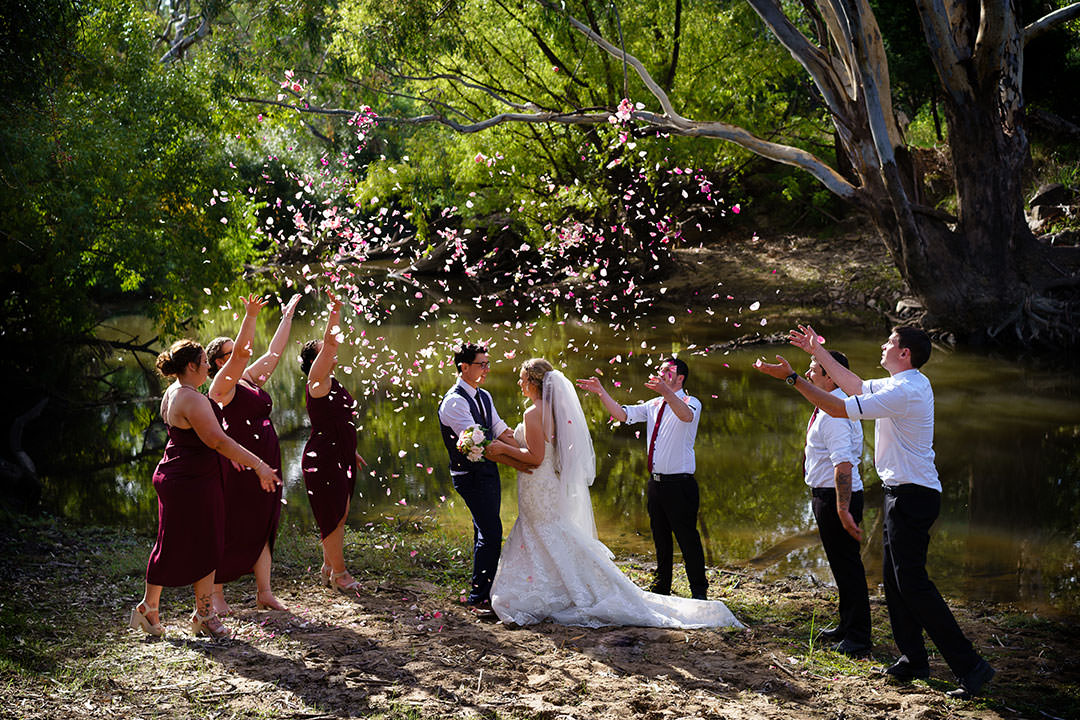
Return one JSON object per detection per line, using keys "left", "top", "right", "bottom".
{"left": 5, "top": 551, "right": 1077, "bottom": 720}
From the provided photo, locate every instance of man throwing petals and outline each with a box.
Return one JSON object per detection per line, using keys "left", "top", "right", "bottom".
{"left": 755, "top": 324, "right": 995, "bottom": 700}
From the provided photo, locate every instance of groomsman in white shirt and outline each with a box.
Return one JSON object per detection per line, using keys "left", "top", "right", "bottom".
{"left": 799, "top": 350, "right": 872, "bottom": 658}
{"left": 756, "top": 325, "right": 995, "bottom": 700}
{"left": 577, "top": 357, "right": 709, "bottom": 600}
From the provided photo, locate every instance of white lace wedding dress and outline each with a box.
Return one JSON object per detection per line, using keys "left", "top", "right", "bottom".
{"left": 490, "top": 381, "right": 743, "bottom": 629}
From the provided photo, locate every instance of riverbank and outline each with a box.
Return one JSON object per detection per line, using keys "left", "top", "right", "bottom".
{"left": 665, "top": 221, "right": 907, "bottom": 332}
{"left": 2, "top": 514, "right": 1076, "bottom": 720}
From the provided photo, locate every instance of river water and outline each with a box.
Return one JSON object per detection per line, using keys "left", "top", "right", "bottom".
{"left": 55, "top": 298, "right": 1080, "bottom": 615}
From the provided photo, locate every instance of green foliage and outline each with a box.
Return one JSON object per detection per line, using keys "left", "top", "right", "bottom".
{"left": 0, "top": 0, "right": 264, "bottom": 436}
{"left": 306, "top": 0, "right": 826, "bottom": 244}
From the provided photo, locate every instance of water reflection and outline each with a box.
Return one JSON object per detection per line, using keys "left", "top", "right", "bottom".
{"left": 47, "top": 303, "right": 1080, "bottom": 615}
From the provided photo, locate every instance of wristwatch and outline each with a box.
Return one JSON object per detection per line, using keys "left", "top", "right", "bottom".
{"left": 785, "top": 372, "right": 799, "bottom": 386}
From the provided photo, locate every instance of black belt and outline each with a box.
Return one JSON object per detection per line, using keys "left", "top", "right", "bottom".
{"left": 883, "top": 483, "right": 937, "bottom": 496}
{"left": 811, "top": 487, "right": 863, "bottom": 498}
{"left": 649, "top": 472, "right": 694, "bottom": 483}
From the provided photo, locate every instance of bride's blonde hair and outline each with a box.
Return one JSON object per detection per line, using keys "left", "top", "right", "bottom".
{"left": 520, "top": 357, "right": 553, "bottom": 398}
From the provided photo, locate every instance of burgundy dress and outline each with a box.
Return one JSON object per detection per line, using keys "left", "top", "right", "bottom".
{"left": 214, "top": 380, "right": 283, "bottom": 583}
{"left": 303, "top": 377, "right": 359, "bottom": 539}
{"left": 146, "top": 425, "right": 225, "bottom": 587}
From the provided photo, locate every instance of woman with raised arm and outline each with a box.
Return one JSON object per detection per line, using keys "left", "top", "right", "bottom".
{"left": 129, "top": 300, "right": 281, "bottom": 640}
{"left": 299, "top": 290, "right": 365, "bottom": 595}
{"left": 205, "top": 293, "right": 302, "bottom": 616}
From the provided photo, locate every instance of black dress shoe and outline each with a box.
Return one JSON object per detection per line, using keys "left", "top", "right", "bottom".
{"left": 817, "top": 625, "right": 844, "bottom": 641}
{"left": 832, "top": 639, "right": 871, "bottom": 658}
{"left": 691, "top": 592, "right": 708, "bottom": 600}
{"left": 945, "top": 658, "right": 995, "bottom": 699}
{"left": 877, "top": 659, "right": 931, "bottom": 683}
{"left": 648, "top": 584, "right": 671, "bottom": 596}
{"left": 466, "top": 600, "right": 496, "bottom": 617}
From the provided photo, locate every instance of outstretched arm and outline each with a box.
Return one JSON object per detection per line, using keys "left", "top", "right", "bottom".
{"left": 575, "top": 377, "right": 628, "bottom": 422}
{"left": 308, "top": 291, "right": 342, "bottom": 399}
{"left": 753, "top": 354, "right": 848, "bottom": 418}
{"left": 245, "top": 293, "right": 301, "bottom": 387}
{"left": 209, "top": 294, "right": 268, "bottom": 404}
{"left": 789, "top": 324, "right": 864, "bottom": 396}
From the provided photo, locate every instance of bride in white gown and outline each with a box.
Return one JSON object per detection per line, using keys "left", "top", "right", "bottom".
{"left": 489, "top": 358, "right": 744, "bottom": 629}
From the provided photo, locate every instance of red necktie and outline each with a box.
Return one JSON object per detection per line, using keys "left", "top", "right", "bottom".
{"left": 647, "top": 402, "right": 667, "bottom": 473}
{"left": 800, "top": 407, "right": 819, "bottom": 477}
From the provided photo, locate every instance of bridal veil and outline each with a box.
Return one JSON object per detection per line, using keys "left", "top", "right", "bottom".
{"left": 540, "top": 369, "right": 601, "bottom": 542}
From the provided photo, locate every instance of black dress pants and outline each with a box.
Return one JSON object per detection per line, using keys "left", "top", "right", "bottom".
{"left": 452, "top": 463, "right": 502, "bottom": 603}
{"left": 647, "top": 474, "right": 708, "bottom": 597}
{"left": 811, "top": 487, "right": 872, "bottom": 645}
{"left": 882, "top": 484, "right": 981, "bottom": 676}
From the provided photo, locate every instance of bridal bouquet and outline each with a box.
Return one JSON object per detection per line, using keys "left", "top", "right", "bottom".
{"left": 457, "top": 424, "right": 490, "bottom": 462}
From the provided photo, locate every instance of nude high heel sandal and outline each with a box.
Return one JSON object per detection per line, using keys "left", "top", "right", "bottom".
{"left": 330, "top": 569, "right": 361, "bottom": 596}
{"left": 190, "top": 611, "right": 230, "bottom": 640}
{"left": 129, "top": 602, "right": 163, "bottom": 637}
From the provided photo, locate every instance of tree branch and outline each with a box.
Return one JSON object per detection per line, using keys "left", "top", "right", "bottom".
{"left": 160, "top": 6, "right": 217, "bottom": 64}
{"left": 1024, "top": 2, "right": 1080, "bottom": 45}
{"left": 239, "top": 90, "right": 858, "bottom": 200}
{"left": 973, "top": 0, "right": 1017, "bottom": 87}
{"left": 913, "top": 0, "right": 973, "bottom": 101}
{"left": 744, "top": 0, "right": 851, "bottom": 117}
{"left": 844, "top": 0, "right": 922, "bottom": 259}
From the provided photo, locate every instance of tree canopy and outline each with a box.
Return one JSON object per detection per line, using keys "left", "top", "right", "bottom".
{"left": 237, "top": 0, "right": 1080, "bottom": 343}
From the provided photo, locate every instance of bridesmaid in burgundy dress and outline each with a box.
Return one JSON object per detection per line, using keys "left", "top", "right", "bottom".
{"left": 206, "top": 293, "right": 301, "bottom": 616}
{"left": 130, "top": 321, "right": 280, "bottom": 640}
{"left": 300, "top": 290, "right": 365, "bottom": 595}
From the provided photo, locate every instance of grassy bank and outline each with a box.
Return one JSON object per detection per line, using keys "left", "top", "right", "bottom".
{"left": 1, "top": 513, "right": 1077, "bottom": 720}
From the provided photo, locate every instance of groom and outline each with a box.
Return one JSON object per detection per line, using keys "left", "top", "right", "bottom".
{"left": 577, "top": 357, "right": 709, "bottom": 599}
{"left": 438, "top": 343, "right": 533, "bottom": 612}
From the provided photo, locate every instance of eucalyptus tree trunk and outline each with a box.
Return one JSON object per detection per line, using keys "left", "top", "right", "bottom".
{"left": 745, "top": 0, "right": 1077, "bottom": 342}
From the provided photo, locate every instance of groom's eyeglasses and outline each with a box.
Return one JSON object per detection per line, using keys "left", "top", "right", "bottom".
{"left": 469, "top": 361, "right": 490, "bottom": 369}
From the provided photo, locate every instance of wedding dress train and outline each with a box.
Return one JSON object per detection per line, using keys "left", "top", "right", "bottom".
{"left": 490, "top": 372, "right": 743, "bottom": 629}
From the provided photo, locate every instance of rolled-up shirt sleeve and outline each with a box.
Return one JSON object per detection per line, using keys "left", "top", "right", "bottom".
{"left": 622, "top": 402, "right": 650, "bottom": 425}
{"left": 822, "top": 417, "right": 860, "bottom": 467}
{"left": 844, "top": 379, "right": 909, "bottom": 420}
{"left": 438, "top": 395, "right": 474, "bottom": 437}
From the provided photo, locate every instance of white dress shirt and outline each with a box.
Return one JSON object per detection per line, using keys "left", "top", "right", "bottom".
{"left": 622, "top": 390, "right": 701, "bottom": 474}
{"left": 438, "top": 378, "right": 509, "bottom": 439}
{"left": 843, "top": 369, "right": 940, "bottom": 491}
{"left": 805, "top": 387, "right": 863, "bottom": 490}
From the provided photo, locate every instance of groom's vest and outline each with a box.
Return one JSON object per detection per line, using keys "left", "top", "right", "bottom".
{"left": 439, "top": 385, "right": 498, "bottom": 476}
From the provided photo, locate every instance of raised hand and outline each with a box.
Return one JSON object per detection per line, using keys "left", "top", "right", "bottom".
{"left": 789, "top": 324, "right": 823, "bottom": 356}
{"left": 241, "top": 293, "right": 269, "bottom": 317}
{"left": 324, "top": 288, "right": 341, "bottom": 310}
{"left": 644, "top": 374, "right": 673, "bottom": 397}
{"left": 753, "top": 354, "right": 795, "bottom": 379}
{"left": 281, "top": 293, "right": 301, "bottom": 320}
{"left": 575, "top": 377, "right": 604, "bottom": 395}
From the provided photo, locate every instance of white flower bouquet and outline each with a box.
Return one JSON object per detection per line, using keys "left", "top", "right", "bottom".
{"left": 456, "top": 424, "right": 491, "bottom": 462}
